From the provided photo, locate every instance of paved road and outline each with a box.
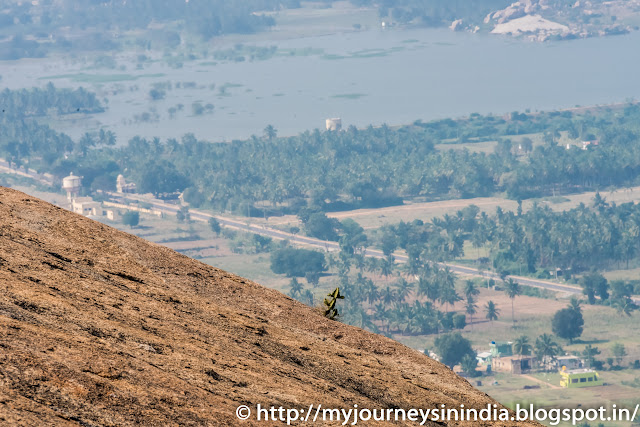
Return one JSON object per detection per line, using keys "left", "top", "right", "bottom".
{"left": 104, "top": 192, "right": 631, "bottom": 302}
{"left": 4, "top": 158, "right": 637, "bottom": 303}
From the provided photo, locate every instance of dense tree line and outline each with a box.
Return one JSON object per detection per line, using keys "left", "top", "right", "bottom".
{"left": 5, "top": 82, "right": 640, "bottom": 219}
{"left": 0, "top": 83, "right": 104, "bottom": 118}
{"left": 270, "top": 247, "right": 326, "bottom": 278}
{"left": 0, "top": 0, "right": 299, "bottom": 58}
{"left": 76, "top": 105, "right": 636, "bottom": 214}
{"left": 352, "top": 0, "right": 513, "bottom": 26}
{"left": 373, "top": 196, "right": 640, "bottom": 279}
{"left": 0, "top": 84, "right": 114, "bottom": 180}
{"left": 135, "top": 105, "right": 640, "bottom": 214}
{"left": 7, "top": 100, "right": 640, "bottom": 219}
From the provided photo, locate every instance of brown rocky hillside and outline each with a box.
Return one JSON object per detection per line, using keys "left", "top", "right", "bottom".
{"left": 0, "top": 187, "right": 536, "bottom": 426}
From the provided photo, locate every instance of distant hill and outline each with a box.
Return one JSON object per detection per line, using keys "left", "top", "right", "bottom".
{"left": 0, "top": 187, "right": 536, "bottom": 426}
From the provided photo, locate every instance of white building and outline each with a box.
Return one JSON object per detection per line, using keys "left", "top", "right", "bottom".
{"left": 325, "top": 118, "right": 342, "bottom": 131}
{"left": 116, "top": 174, "right": 137, "bottom": 193}
{"left": 72, "top": 197, "right": 103, "bottom": 217}
{"left": 62, "top": 172, "right": 82, "bottom": 201}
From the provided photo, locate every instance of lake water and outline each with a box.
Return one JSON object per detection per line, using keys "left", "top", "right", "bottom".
{"left": 3, "top": 27, "right": 640, "bottom": 142}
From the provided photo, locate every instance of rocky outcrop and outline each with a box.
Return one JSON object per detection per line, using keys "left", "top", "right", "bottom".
{"left": 0, "top": 187, "right": 538, "bottom": 426}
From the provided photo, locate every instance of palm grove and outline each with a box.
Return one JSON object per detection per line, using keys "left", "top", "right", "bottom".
{"left": 2, "top": 84, "right": 640, "bottom": 372}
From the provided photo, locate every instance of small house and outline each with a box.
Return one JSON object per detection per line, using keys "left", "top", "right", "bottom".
{"left": 492, "top": 356, "right": 536, "bottom": 374}
{"left": 72, "top": 197, "right": 103, "bottom": 217}
{"left": 490, "top": 341, "right": 513, "bottom": 358}
{"left": 326, "top": 118, "right": 342, "bottom": 131}
{"left": 556, "top": 356, "right": 583, "bottom": 371}
{"left": 476, "top": 351, "right": 492, "bottom": 365}
{"left": 104, "top": 209, "right": 121, "bottom": 221}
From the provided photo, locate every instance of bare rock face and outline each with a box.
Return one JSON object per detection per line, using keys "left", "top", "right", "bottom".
{"left": 450, "top": 19, "right": 464, "bottom": 31}
{"left": 491, "top": 2, "right": 527, "bottom": 24}
{"left": 0, "top": 187, "right": 538, "bottom": 426}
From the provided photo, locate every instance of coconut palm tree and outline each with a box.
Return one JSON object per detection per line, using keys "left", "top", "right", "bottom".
{"left": 465, "top": 296, "right": 478, "bottom": 327}
{"left": 504, "top": 278, "right": 521, "bottom": 326}
{"left": 513, "top": 335, "right": 531, "bottom": 359}
{"left": 534, "top": 333, "right": 561, "bottom": 370}
{"left": 300, "top": 289, "right": 315, "bottom": 307}
{"left": 464, "top": 280, "right": 480, "bottom": 301}
{"left": 394, "top": 278, "right": 413, "bottom": 302}
{"left": 380, "top": 286, "right": 396, "bottom": 306}
{"left": 288, "top": 278, "right": 303, "bottom": 299}
{"left": 380, "top": 257, "right": 394, "bottom": 278}
{"left": 418, "top": 274, "right": 440, "bottom": 303}
{"left": 485, "top": 300, "right": 500, "bottom": 323}
{"left": 364, "top": 279, "right": 379, "bottom": 306}
{"left": 263, "top": 124, "right": 277, "bottom": 141}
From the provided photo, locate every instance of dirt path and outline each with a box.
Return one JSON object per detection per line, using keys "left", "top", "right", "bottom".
{"left": 520, "top": 374, "right": 562, "bottom": 389}
{"left": 327, "top": 199, "right": 508, "bottom": 219}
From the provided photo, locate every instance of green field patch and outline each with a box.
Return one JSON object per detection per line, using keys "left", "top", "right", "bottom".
{"left": 323, "top": 46, "right": 404, "bottom": 60}
{"left": 217, "top": 82, "right": 244, "bottom": 97}
{"left": 350, "top": 46, "right": 404, "bottom": 58}
{"left": 323, "top": 53, "right": 347, "bottom": 60}
{"left": 39, "top": 73, "right": 165, "bottom": 83}
{"left": 278, "top": 47, "right": 324, "bottom": 57}
{"left": 331, "top": 93, "right": 368, "bottom": 100}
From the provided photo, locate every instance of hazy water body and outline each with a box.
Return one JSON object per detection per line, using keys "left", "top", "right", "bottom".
{"left": 3, "top": 27, "right": 639, "bottom": 142}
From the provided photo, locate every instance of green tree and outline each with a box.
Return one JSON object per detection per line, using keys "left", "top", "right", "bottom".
{"left": 434, "top": 332, "right": 475, "bottom": 368}
{"left": 581, "top": 345, "right": 601, "bottom": 368}
{"left": 613, "top": 298, "right": 635, "bottom": 316}
{"left": 77, "top": 132, "right": 95, "bottom": 156}
{"left": 612, "top": 343, "right": 627, "bottom": 366}
{"left": 610, "top": 280, "right": 636, "bottom": 316}
{"left": 453, "top": 313, "right": 467, "bottom": 330}
{"left": 270, "top": 248, "right": 326, "bottom": 278}
{"left": 513, "top": 335, "right": 531, "bottom": 359}
{"left": 464, "top": 280, "right": 479, "bottom": 301}
{"left": 580, "top": 272, "right": 608, "bottom": 304}
{"left": 340, "top": 218, "right": 368, "bottom": 254}
{"left": 394, "top": 278, "right": 413, "bottom": 302}
{"left": 303, "top": 212, "right": 341, "bottom": 241}
{"left": 176, "top": 206, "right": 190, "bottom": 223}
{"left": 504, "top": 278, "right": 521, "bottom": 326}
{"left": 252, "top": 234, "right": 272, "bottom": 253}
{"left": 305, "top": 271, "right": 321, "bottom": 288}
{"left": 465, "top": 296, "right": 478, "bottom": 324}
{"left": 552, "top": 307, "right": 584, "bottom": 343}
{"left": 192, "top": 102, "right": 204, "bottom": 116}
{"left": 137, "top": 160, "right": 189, "bottom": 196}
{"left": 484, "top": 300, "right": 499, "bottom": 323}
{"left": 418, "top": 274, "right": 440, "bottom": 303}
{"left": 534, "top": 333, "right": 561, "bottom": 369}
{"left": 381, "top": 229, "right": 398, "bottom": 256}
{"left": 461, "top": 353, "right": 480, "bottom": 378}
{"left": 263, "top": 124, "right": 277, "bottom": 141}
{"left": 288, "top": 278, "right": 303, "bottom": 298}
{"left": 122, "top": 211, "right": 139, "bottom": 228}
{"left": 568, "top": 297, "right": 582, "bottom": 314}
{"left": 208, "top": 217, "right": 221, "bottom": 235}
